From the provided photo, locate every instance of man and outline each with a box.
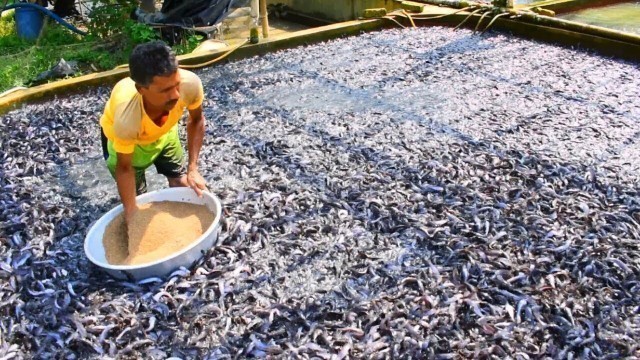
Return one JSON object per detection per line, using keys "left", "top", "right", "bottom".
{"left": 100, "top": 41, "right": 207, "bottom": 223}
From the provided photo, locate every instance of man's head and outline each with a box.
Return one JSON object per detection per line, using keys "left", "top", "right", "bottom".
{"left": 129, "top": 41, "right": 181, "bottom": 112}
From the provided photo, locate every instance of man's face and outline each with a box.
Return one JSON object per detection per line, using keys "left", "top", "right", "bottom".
{"left": 138, "top": 71, "right": 181, "bottom": 112}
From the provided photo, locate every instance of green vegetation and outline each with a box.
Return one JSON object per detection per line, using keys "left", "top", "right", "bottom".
{"left": 0, "top": 1, "right": 204, "bottom": 93}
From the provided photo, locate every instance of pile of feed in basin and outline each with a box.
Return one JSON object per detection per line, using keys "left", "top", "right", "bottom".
{"left": 102, "top": 201, "right": 214, "bottom": 265}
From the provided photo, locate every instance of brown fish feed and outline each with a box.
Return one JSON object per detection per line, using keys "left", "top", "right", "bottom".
{"left": 102, "top": 201, "right": 214, "bottom": 265}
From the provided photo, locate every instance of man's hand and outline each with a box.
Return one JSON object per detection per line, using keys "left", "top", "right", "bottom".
{"left": 115, "top": 152, "right": 138, "bottom": 225}
{"left": 187, "top": 168, "right": 208, "bottom": 197}
{"left": 124, "top": 204, "right": 139, "bottom": 226}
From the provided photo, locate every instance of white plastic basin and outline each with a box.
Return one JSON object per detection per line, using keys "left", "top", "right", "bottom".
{"left": 84, "top": 187, "right": 222, "bottom": 281}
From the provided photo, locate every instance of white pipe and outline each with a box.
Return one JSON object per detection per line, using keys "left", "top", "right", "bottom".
{"left": 250, "top": 0, "right": 259, "bottom": 19}
{"left": 260, "top": 0, "right": 269, "bottom": 38}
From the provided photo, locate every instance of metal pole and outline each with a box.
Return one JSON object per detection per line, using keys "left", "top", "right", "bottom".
{"left": 260, "top": 0, "right": 269, "bottom": 38}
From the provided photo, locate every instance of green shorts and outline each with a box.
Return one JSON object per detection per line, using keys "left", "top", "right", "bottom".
{"left": 101, "top": 125, "right": 186, "bottom": 195}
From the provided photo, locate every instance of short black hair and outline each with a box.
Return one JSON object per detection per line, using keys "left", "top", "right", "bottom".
{"left": 129, "top": 41, "right": 179, "bottom": 87}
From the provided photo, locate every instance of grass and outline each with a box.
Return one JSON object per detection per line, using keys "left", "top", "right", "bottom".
{"left": 0, "top": 12, "right": 125, "bottom": 93}
{"left": 0, "top": 8, "right": 203, "bottom": 94}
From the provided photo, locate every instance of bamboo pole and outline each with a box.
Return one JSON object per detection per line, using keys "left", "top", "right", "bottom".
{"left": 260, "top": 0, "right": 269, "bottom": 38}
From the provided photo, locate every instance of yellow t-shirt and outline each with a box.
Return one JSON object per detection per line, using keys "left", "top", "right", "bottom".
{"left": 100, "top": 69, "right": 204, "bottom": 154}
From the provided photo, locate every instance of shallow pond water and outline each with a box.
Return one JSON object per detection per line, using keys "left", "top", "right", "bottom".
{"left": 559, "top": 1, "right": 640, "bottom": 34}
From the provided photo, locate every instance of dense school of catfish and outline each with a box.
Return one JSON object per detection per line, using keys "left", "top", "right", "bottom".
{"left": 1, "top": 27, "right": 639, "bottom": 358}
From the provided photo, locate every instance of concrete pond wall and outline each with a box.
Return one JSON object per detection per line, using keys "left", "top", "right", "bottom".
{"left": 266, "top": 0, "right": 402, "bottom": 22}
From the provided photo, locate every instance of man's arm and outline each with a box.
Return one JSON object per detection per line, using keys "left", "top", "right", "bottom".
{"left": 115, "top": 152, "right": 138, "bottom": 222}
{"left": 186, "top": 105, "right": 207, "bottom": 196}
